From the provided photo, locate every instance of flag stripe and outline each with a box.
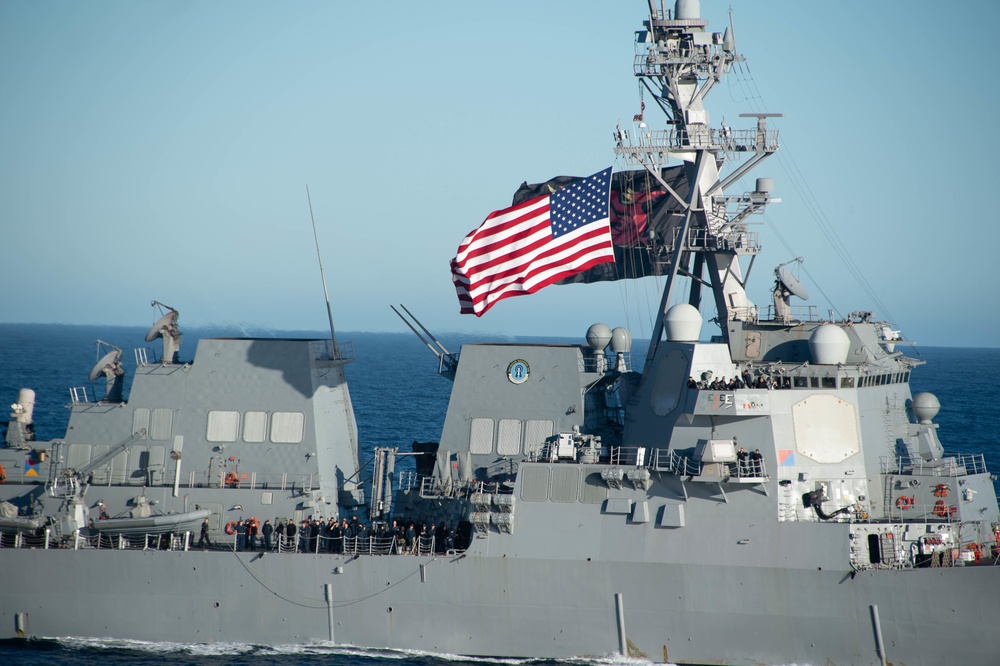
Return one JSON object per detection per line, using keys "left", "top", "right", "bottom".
{"left": 451, "top": 169, "right": 614, "bottom": 316}
{"left": 455, "top": 224, "right": 613, "bottom": 300}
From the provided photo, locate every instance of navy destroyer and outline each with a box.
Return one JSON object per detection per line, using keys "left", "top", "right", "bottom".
{"left": 2, "top": 2, "right": 999, "bottom": 664}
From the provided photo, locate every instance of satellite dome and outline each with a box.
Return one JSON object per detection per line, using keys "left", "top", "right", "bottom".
{"left": 675, "top": 0, "right": 700, "bottom": 20}
{"left": 664, "top": 304, "right": 702, "bottom": 342}
{"left": 609, "top": 327, "right": 632, "bottom": 354}
{"left": 808, "top": 324, "right": 850, "bottom": 365}
{"left": 585, "top": 323, "right": 612, "bottom": 352}
{"left": 911, "top": 392, "right": 940, "bottom": 424}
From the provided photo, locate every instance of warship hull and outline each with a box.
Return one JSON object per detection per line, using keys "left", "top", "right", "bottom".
{"left": 1, "top": 543, "right": 996, "bottom": 665}
{"left": 3, "top": 2, "right": 998, "bottom": 664}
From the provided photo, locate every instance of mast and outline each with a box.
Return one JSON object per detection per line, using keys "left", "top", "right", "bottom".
{"left": 617, "top": 0, "right": 780, "bottom": 368}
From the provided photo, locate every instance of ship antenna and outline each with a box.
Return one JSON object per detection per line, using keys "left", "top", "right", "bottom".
{"left": 306, "top": 184, "right": 339, "bottom": 357}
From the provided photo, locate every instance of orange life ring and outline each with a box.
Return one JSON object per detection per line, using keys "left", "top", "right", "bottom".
{"left": 225, "top": 472, "right": 239, "bottom": 487}
{"left": 895, "top": 496, "right": 913, "bottom": 510}
{"left": 225, "top": 521, "right": 238, "bottom": 535}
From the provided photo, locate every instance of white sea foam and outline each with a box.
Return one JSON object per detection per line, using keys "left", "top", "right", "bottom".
{"left": 49, "top": 637, "right": 666, "bottom": 664}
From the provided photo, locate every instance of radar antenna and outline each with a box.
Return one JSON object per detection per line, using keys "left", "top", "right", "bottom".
{"left": 146, "top": 301, "right": 182, "bottom": 364}
{"left": 306, "top": 185, "right": 340, "bottom": 359}
{"left": 89, "top": 340, "right": 125, "bottom": 402}
{"left": 772, "top": 257, "right": 809, "bottom": 322}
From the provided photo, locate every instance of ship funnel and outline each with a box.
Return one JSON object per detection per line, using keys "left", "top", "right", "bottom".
{"left": 675, "top": 0, "right": 700, "bottom": 20}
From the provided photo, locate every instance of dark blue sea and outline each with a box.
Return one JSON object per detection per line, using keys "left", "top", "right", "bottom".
{"left": 0, "top": 324, "right": 998, "bottom": 666}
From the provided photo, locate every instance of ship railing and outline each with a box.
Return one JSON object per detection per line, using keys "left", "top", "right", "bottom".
{"left": 320, "top": 340, "right": 355, "bottom": 362}
{"left": 685, "top": 227, "right": 761, "bottom": 254}
{"left": 417, "top": 475, "right": 481, "bottom": 499}
{"left": 185, "top": 470, "right": 315, "bottom": 492}
{"left": 398, "top": 473, "right": 508, "bottom": 500}
{"left": 651, "top": 449, "right": 769, "bottom": 480}
{"left": 0, "top": 529, "right": 195, "bottom": 551}
{"left": 134, "top": 347, "right": 156, "bottom": 367}
{"left": 614, "top": 123, "right": 780, "bottom": 158}
{"left": 881, "top": 454, "right": 988, "bottom": 477}
{"left": 652, "top": 449, "right": 701, "bottom": 476}
{"left": 267, "top": 532, "right": 447, "bottom": 556}
{"left": 759, "top": 304, "right": 822, "bottom": 323}
{"left": 397, "top": 470, "right": 419, "bottom": 491}
{"left": 68, "top": 386, "right": 97, "bottom": 405}
{"left": 728, "top": 306, "right": 759, "bottom": 323}
{"left": 580, "top": 353, "right": 631, "bottom": 374}
{"left": 608, "top": 446, "right": 649, "bottom": 467}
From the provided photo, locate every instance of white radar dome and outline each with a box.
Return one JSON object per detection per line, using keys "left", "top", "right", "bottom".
{"left": 610, "top": 327, "right": 632, "bottom": 354}
{"left": 808, "top": 324, "right": 850, "bottom": 365}
{"left": 586, "top": 323, "right": 612, "bottom": 352}
{"left": 911, "top": 392, "right": 940, "bottom": 424}
{"left": 664, "top": 304, "right": 702, "bottom": 342}
{"left": 675, "top": 0, "right": 700, "bottom": 20}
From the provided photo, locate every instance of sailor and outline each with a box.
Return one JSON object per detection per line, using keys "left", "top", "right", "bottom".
{"left": 309, "top": 519, "right": 320, "bottom": 553}
{"left": 273, "top": 519, "right": 285, "bottom": 550}
{"left": 435, "top": 521, "right": 447, "bottom": 554}
{"left": 737, "top": 448, "right": 748, "bottom": 476}
{"left": 444, "top": 528, "right": 456, "bottom": 552}
{"left": 405, "top": 523, "right": 416, "bottom": 554}
{"left": 389, "top": 520, "right": 403, "bottom": 554}
{"left": 750, "top": 449, "right": 763, "bottom": 476}
{"left": 333, "top": 518, "right": 341, "bottom": 553}
{"left": 198, "top": 518, "right": 212, "bottom": 548}
{"left": 98, "top": 501, "right": 109, "bottom": 520}
{"left": 299, "top": 519, "right": 310, "bottom": 552}
{"left": 356, "top": 520, "right": 368, "bottom": 553}
{"left": 261, "top": 519, "right": 273, "bottom": 551}
{"left": 248, "top": 517, "right": 259, "bottom": 551}
{"left": 418, "top": 524, "right": 429, "bottom": 554}
{"left": 236, "top": 519, "right": 246, "bottom": 551}
{"left": 285, "top": 519, "right": 297, "bottom": 552}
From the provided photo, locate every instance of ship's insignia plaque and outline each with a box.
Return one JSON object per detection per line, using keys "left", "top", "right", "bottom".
{"left": 507, "top": 359, "right": 529, "bottom": 384}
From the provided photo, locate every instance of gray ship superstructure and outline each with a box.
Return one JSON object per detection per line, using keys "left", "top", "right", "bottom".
{"left": 2, "top": 2, "right": 999, "bottom": 665}
{"left": 0, "top": 301, "right": 364, "bottom": 544}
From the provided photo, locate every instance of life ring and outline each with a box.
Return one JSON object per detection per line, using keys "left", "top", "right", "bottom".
{"left": 225, "top": 521, "right": 237, "bottom": 535}
{"left": 896, "top": 496, "right": 913, "bottom": 510}
{"left": 225, "top": 472, "right": 240, "bottom": 487}
{"left": 932, "top": 500, "right": 948, "bottom": 517}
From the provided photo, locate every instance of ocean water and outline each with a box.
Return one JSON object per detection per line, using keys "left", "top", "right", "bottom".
{"left": 0, "top": 324, "right": 998, "bottom": 666}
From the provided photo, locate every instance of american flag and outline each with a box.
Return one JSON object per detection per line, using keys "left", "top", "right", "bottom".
{"left": 452, "top": 168, "right": 614, "bottom": 316}
{"left": 633, "top": 99, "right": 645, "bottom": 122}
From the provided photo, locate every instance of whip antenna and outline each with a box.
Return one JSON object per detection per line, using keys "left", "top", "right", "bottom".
{"left": 306, "top": 184, "right": 339, "bottom": 356}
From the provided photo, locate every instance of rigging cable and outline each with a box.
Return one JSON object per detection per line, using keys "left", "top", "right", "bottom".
{"left": 730, "top": 57, "right": 898, "bottom": 324}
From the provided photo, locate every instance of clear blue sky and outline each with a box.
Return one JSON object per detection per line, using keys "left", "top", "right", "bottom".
{"left": 2, "top": 1, "right": 997, "bottom": 347}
